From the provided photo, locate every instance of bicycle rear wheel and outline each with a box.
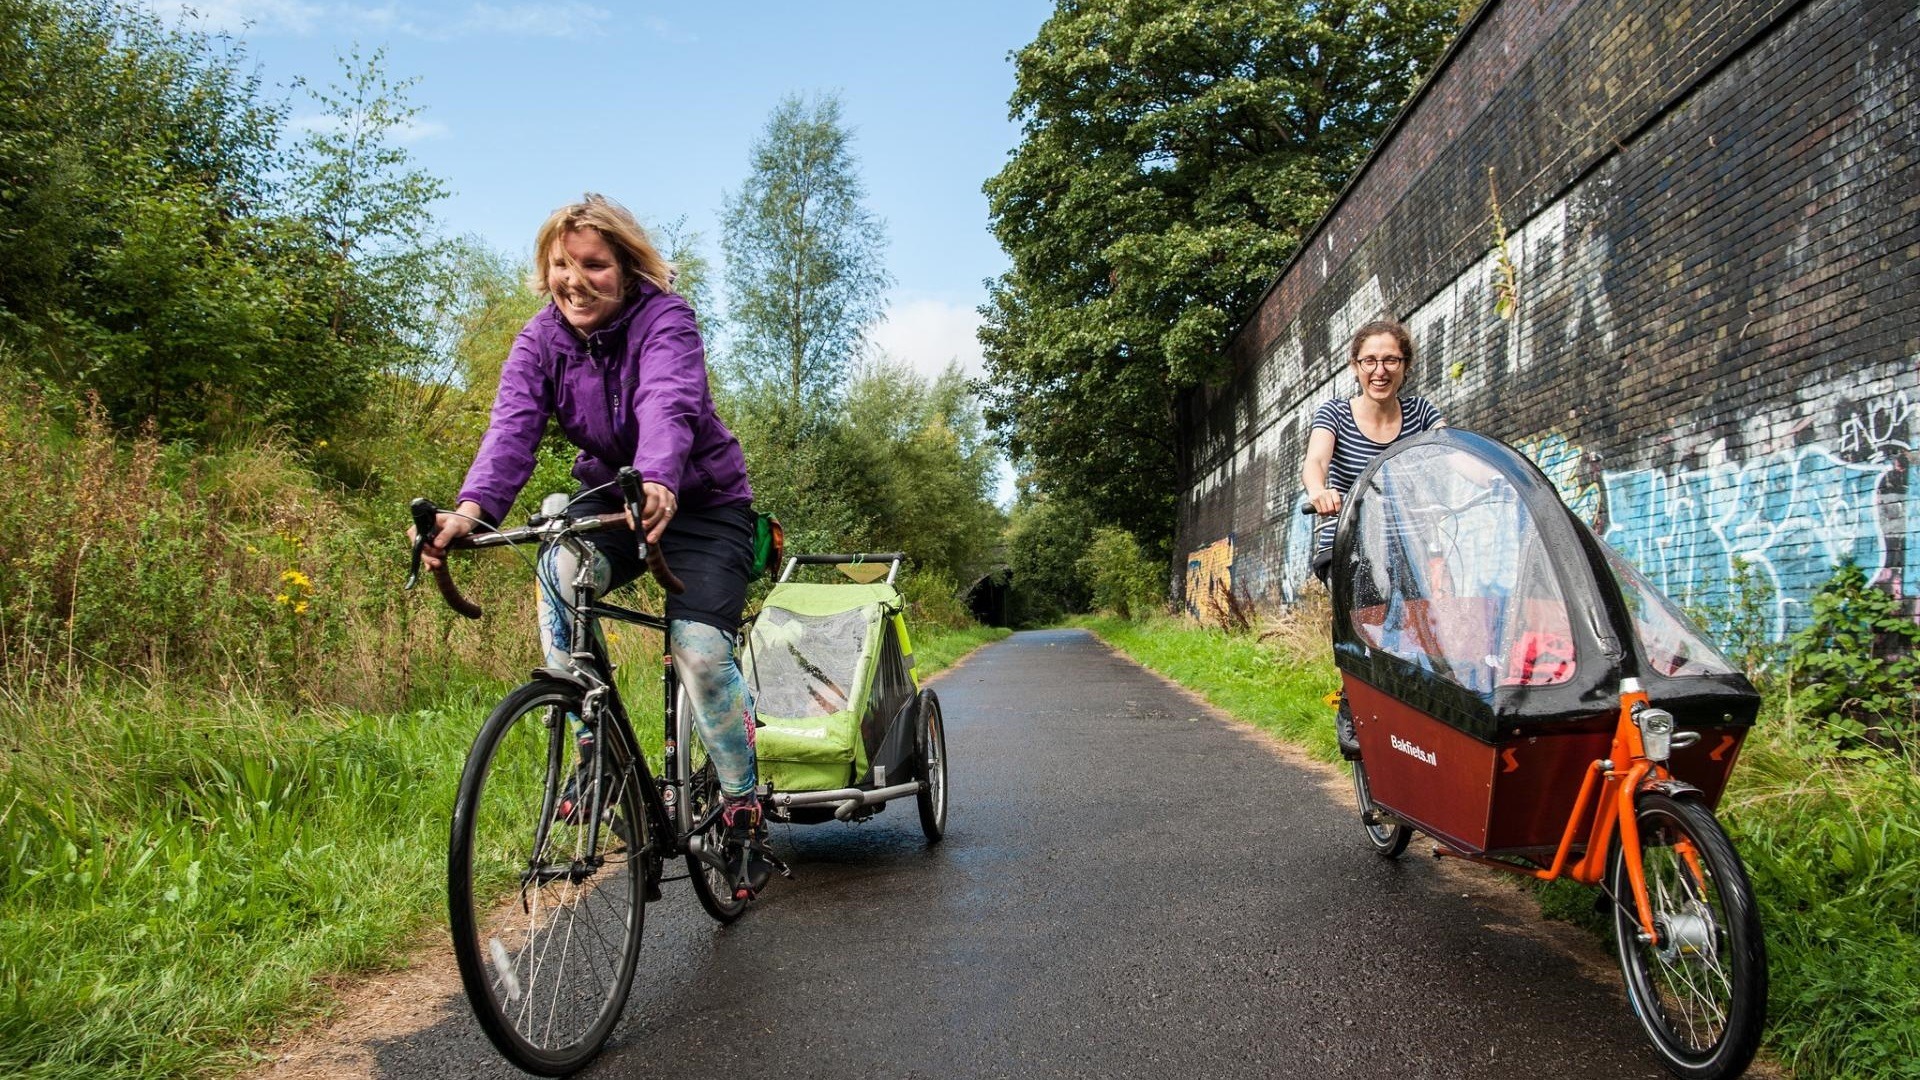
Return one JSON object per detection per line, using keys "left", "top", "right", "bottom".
{"left": 1609, "top": 792, "right": 1766, "bottom": 1080}
{"left": 448, "top": 680, "right": 648, "bottom": 1076}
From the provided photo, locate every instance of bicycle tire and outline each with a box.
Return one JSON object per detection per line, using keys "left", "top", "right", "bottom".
{"left": 915, "top": 690, "right": 948, "bottom": 843}
{"left": 685, "top": 758, "right": 748, "bottom": 923}
{"left": 1351, "top": 758, "right": 1411, "bottom": 858}
{"left": 1609, "top": 792, "right": 1766, "bottom": 1080}
{"left": 448, "top": 679, "right": 648, "bottom": 1076}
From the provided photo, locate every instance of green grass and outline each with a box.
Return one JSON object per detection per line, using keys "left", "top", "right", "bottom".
{"left": 0, "top": 621, "right": 1007, "bottom": 1079}
{"left": 1076, "top": 614, "right": 1920, "bottom": 1080}
{"left": 1072, "top": 614, "right": 1343, "bottom": 759}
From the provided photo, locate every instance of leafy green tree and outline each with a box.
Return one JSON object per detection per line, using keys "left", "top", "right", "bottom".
{"left": 981, "top": 0, "right": 1459, "bottom": 547}
{"left": 721, "top": 93, "right": 890, "bottom": 411}
{"left": 0, "top": 5, "right": 458, "bottom": 443}
{"left": 1004, "top": 493, "right": 1097, "bottom": 624}
{"left": 651, "top": 215, "right": 720, "bottom": 342}
{"left": 728, "top": 360, "right": 1002, "bottom": 585}
{"left": 1078, "top": 526, "right": 1167, "bottom": 619}
{"left": 281, "top": 47, "right": 456, "bottom": 436}
{"left": 0, "top": 0, "right": 289, "bottom": 433}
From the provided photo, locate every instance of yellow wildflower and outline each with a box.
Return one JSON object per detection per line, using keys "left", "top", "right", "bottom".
{"left": 280, "top": 569, "right": 313, "bottom": 589}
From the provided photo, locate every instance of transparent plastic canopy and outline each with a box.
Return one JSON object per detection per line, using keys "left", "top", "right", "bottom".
{"left": 1331, "top": 429, "right": 1756, "bottom": 741}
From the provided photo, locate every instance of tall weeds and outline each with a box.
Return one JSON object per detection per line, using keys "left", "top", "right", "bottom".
{"left": 0, "top": 391, "right": 535, "bottom": 711}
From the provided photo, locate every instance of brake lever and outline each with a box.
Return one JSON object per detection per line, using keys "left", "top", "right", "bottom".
{"left": 616, "top": 466, "right": 686, "bottom": 595}
{"left": 407, "top": 498, "right": 437, "bottom": 590}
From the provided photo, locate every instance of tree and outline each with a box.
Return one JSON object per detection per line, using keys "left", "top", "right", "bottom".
{"left": 727, "top": 359, "right": 1003, "bottom": 586}
{"left": 0, "top": 4, "right": 459, "bottom": 442}
{"left": 721, "top": 93, "right": 890, "bottom": 412}
{"left": 0, "top": 0, "right": 289, "bottom": 434}
{"left": 981, "top": 0, "right": 1459, "bottom": 549}
{"left": 281, "top": 47, "right": 455, "bottom": 436}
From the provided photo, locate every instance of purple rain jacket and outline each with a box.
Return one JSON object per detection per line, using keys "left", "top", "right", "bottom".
{"left": 457, "top": 283, "right": 751, "bottom": 525}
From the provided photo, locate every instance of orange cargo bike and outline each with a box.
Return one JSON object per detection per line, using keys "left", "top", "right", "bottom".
{"left": 1318, "top": 429, "right": 1767, "bottom": 1080}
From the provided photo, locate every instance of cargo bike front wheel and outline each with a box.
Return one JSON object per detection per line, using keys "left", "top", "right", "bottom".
{"left": 1610, "top": 792, "right": 1766, "bottom": 1080}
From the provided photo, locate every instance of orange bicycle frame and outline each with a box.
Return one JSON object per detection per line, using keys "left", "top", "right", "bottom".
{"left": 1438, "top": 683, "right": 1675, "bottom": 945}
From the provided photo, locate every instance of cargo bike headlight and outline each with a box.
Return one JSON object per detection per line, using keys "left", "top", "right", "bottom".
{"left": 1636, "top": 706, "right": 1675, "bottom": 762}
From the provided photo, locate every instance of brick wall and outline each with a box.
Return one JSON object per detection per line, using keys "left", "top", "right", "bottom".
{"left": 1176, "top": 0, "right": 1918, "bottom": 641}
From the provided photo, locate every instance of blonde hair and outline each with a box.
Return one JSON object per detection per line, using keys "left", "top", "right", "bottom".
{"left": 527, "top": 193, "right": 676, "bottom": 301}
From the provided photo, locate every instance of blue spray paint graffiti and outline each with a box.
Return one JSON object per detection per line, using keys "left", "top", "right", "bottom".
{"left": 1602, "top": 447, "right": 1891, "bottom": 638}
{"left": 1516, "top": 434, "right": 1603, "bottom": 522}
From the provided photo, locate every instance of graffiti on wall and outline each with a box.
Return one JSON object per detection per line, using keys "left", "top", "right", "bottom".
{"left": 1184, "top": 537, "right": 1235, "bottom": 621}
{"left": 1510, "top": 390, "right": 1915, "bottom": 639}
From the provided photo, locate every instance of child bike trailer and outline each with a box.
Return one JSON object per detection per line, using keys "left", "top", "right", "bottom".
{"left": 742, "top": 552, "right": 948, "bottom": 841}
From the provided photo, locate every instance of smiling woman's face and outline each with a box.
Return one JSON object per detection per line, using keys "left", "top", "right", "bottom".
{"left": 547, "top": 228, "right": 626, "bottom": 334}
{"left": 1351, "top": 331, "right": 1408, "bottom": 402}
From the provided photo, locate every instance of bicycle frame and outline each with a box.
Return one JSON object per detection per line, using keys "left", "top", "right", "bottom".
{"left": 557, "top": 533, "right": 736, "bottom": 878}
{"left": 1431, "top": 677, "right": 1699, "bottom": 948}
{"left": 415, "top": 496, "right": 730, "bottom": 881}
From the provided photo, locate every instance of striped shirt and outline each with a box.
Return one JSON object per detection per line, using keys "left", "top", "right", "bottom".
{"left": 1311, "top": 396, "right": 1445, "bottom": 551}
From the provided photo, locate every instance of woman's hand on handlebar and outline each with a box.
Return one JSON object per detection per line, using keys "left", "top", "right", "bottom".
{"left": 636, "top": 482, "right": 675, "bottom": 544}
{"left": 409, "top": 500, "right": 484, "bottom": 571}
{"left": 1307, "top": 488, "right": 1342, "bottom": 517}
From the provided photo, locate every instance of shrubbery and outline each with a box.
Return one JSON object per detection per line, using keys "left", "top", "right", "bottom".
{"left": 1077, "top": 527, "right": 1167, "bottom": 619}
{"left": 1786, "top": 560, "right": 1920, "bottom": 750}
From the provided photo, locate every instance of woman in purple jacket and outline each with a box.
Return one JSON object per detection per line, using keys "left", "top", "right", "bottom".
{"left": 420, "top": 194, "right": 769, "bottom": 897}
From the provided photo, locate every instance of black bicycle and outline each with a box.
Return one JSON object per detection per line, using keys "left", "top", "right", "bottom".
{"left": 408, "top": 467, "right": 786, "bottom": 1076}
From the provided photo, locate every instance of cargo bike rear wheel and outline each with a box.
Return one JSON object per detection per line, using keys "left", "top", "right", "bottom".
{"left": 1350, "top": 757, "right": 1412, "bottom": 858}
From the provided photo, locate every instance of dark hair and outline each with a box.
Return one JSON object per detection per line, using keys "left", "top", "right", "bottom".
{"left": 1348, "top": 319, "right": 1414, "bottom": 365}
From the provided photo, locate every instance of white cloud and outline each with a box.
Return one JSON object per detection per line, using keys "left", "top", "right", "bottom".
{"left": 142, "top": 1, "right": 612, "bottom": 40}
{"left": 867, "top": 295, "right": 987, "bottom": 383}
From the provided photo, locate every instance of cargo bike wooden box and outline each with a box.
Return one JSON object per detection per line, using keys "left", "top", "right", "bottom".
{"left": 1326, "top": 429, "right": 1767, "bottom": 1080}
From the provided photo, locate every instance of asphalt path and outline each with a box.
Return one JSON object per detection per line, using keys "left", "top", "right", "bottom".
{"left": 361, "top": 629, "right": 1678, "bottom": 1079}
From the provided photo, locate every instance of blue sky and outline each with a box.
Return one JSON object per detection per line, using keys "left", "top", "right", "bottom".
{"left": 152, "top": 1, "right": 1056, "bottom": 385}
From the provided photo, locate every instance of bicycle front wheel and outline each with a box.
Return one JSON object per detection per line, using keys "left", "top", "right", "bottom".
{"left": 1609, "top": 792, "right": 1766, "bottom": 1080}
{"left": 448, "top": 679, "right": 648, "bottom": 1076}
{"left": 1351, "top": 759, "right": 1411, "bottom": 858}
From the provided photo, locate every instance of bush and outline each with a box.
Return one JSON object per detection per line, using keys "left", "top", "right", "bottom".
{"left": 1077, "top": 527, "right": 1166, "bottom": 619}
{"left": 898, "top": 567, "right": 974, "bottom": 632}
{"left": 1003, "top": 495, "right": 1094, "bottom": 624}
{"left": 0, "top": 385, "right": 536, "bottom": 710}
{"left": 1786, "top": 561, "right": 1920, "bottom": 749}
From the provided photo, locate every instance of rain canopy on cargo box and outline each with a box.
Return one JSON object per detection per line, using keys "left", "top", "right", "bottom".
{"left": 742, "top": 581, "right": 914, "bottom": 792}
{"left": 1329, "top": 429, "right": 1758, "bottom": 742}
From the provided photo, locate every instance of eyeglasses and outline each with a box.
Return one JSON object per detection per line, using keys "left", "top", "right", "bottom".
{"left": 1355, "top": 356, "right": 1406, "bottom": 372}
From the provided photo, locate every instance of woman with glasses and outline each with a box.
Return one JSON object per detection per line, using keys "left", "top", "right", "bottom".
{"left": 1300, "top": 318, "right": 1446, "bottom": 757}
{"left": 1302, "top": 319, "right": 1446, "bottom": 556}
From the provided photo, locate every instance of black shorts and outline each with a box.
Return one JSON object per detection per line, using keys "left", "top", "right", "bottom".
{"left": 571, "top": 491, "right": 755, "bottom": 633}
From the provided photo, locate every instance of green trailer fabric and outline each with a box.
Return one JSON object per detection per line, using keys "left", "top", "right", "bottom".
{"left": 745, "top": 581, "right": 902, "bottom": 792}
